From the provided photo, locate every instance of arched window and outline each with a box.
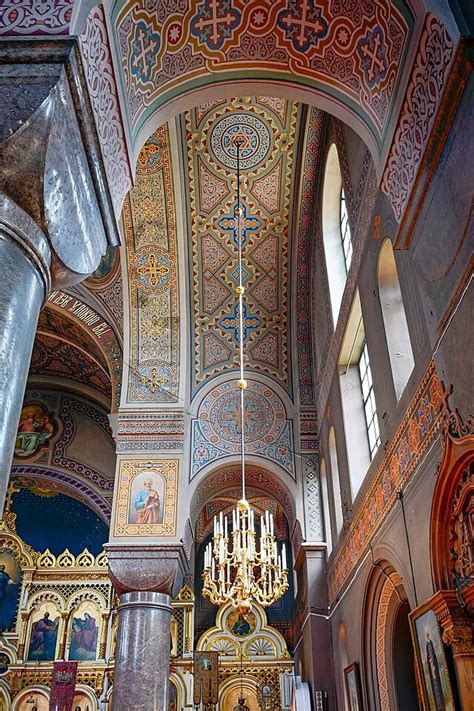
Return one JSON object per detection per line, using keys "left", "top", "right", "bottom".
{"left": 378, "top": 239, "right": 414, "bottom": 399}
{"left": 322, "top": 144, "right": 353, "bottom": 325}
{"left": 320, "top": 458, "right": 332, "bottom": 554}
{"left": 329, "top": 428, "right": 344, "bottom": 535}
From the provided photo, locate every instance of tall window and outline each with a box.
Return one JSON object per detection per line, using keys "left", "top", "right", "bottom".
{"left": 340, "top": 188, "right": 353, "bottom": 273}
{"left": 378, "top": 239, "right": 415, "bottom": 399}
{"left": 320, "top": 458, "right": 333, "bottom": 554}
{"left": 322, "top": 145, "right": 352, "bottom": 325}
{"left": 338, "top": 291, "right": 379, "bottom": 498}
{"left": 329, "top": 428, "right": 344, "bottom": 536}
{"left": 358, "top": 341, "right": 381, "bottom": 459}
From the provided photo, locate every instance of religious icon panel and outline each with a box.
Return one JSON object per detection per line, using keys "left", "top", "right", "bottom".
{"left": 0, "top": 549, "right": 22, "bottom": 632}
{"left": 410, "top": 606, "right": 456, "bottom": 711}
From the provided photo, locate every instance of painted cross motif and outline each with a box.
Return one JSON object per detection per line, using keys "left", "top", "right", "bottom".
{"left": 140, "top": 366, "right": 169, "bottom": 394}
{"left": 136, "top": 253, "right": 169, "bottom": 288}
{"left": 131, "top": 21, "right": 160, "bottom": 83}
{"left": 220, "top": 303, "right": 261, "bottom": 342}
{"left": 357, "top": 27, "right": 388, "bottom": 88}
{"left": 190, "top": 0, "right": 241, "bottom": 50}
{"left": 277, "top": 0, "right": 329, "bottom": 53}
{"left": 217, "top": 200, "right": 262, "bottom": 247}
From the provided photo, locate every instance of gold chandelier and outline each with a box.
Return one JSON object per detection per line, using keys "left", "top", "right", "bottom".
{"left": 202, "top": 139, "right": 288, "bottom": 614}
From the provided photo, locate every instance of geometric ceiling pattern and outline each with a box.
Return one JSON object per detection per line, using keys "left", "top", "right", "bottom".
{"left": 182, "top": 97, "right": 303, "bottom": 397}
{"left": 31, "top": 310, "right": 112, "bottom": 399}
{"left": 122, "top": 125, "right": 180, "bottom": 403}
{"left": 112, "top": 0, "right": 411, "bottom": 144}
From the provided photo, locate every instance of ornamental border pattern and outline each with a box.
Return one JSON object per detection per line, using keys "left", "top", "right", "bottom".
{"left": 327, "top": 361, "right": 445, "bottom": 603}
{"left": 79, "top": 3, "right": 133, "bottom": 219}
{"left": 296, "top": 107, "right": 324, "bottom": 406}
{"left": 123, "top": 125, "right": 180, "bottom": 404}
{"left": 381, "top": 14, "right": 454, "bottom": 222}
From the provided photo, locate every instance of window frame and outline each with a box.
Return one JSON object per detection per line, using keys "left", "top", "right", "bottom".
{"left": 358, "top": 341, "right": 381, "bottom": 459}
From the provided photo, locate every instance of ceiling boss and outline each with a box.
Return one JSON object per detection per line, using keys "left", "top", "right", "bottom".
{"left": 202, "top": 138, "right": 289, "bottom": 616}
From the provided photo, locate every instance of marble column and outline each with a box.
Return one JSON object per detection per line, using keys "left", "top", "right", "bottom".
{"left": 0, "top": 195, "right": 51, "bottom": 510}
{"left": 113, "top": 592, "right": 172, "bottom": 710}
{"left": 107, "top": 544, "right": 188, "bottom": 711}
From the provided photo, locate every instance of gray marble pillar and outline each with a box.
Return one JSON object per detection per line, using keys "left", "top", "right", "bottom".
{"left": 112, "top": 591, "right": 172, "bottom": 711}
{"left": 0, "top": 197, "right": 51, "bottom": 511}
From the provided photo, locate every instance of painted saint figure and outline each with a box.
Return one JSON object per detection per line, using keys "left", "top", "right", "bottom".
{"left": 0, "top": 565, "right": 13, "bottom": 603}
{"left": 15, "top": 405, "right": 54, "bottom": 457}
{"left": 28, "top": 611, "right": 59, "bottom": 660}
{"left": 232, "top": 614, "right": 251, "bottom": 636}
{"left": 426, "top": 630, "right": 445, "bottom": 710}
{"left": 134, "top": 478, "right": 160, "bottom": 524}
{"left": 0, "top": 559, "right": 21, "bottom": 632}
{"left": 70, "top": 612, "right": 98, "bottom": 660}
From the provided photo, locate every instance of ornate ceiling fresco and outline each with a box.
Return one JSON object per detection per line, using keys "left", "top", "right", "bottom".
{"left": 182, "top": 96, "right": 303, "bottom": 397}
{"left": 31, "top": 310, "right": 112, "bottom": 400}
{"left": 122, "top": 125, "right": 180, "bottom": 403}
{"left": 111, "top": 0, "right": 412, "bottom": 149}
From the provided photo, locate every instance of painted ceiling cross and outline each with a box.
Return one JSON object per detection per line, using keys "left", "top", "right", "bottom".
{"left": 220, "top": 302, "right": 261, "bottom": 342}
{"left": 191, "top": 0, "right": 241, "bottom": 50}
{"left": 360, "top": 31, "right": 386, "bottom": 82}
{"left": 278, "top": 0, "right": 329, "bottom": 52}
{"left": 136, "top": 253, "right": 169, "bottom": 288}
{"left": 131, "top": 23, "right": 160, "bottom": 82}
{"left": 140, "top": 367, "right": 169, "bottom": 394}
{"left": 217, "top": 200, "right": 263, "bottom": 247}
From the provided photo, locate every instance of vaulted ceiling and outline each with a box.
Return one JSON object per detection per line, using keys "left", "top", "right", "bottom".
{"left": 122, "top": 96, "right": 315, "bottom": 408}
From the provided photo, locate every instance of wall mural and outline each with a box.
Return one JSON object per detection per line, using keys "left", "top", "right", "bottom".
{"left": 182, "top": 97, "right": 301, "bottom": 397}
{"left": 15, "top": 404, "right": 56, "bottom": 458}
{"left": 123, "top": 126, "right": 180, "bottom": 404}
{"left": 113, "top": 460, "right": 179, "bottom": 536}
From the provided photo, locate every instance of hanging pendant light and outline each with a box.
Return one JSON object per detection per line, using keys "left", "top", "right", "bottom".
{"left": 202, "top": 139, "right": 289, "bottom": 614}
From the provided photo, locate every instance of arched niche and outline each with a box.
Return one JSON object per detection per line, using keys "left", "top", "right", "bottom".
{"left": 377, "top": 238, "right": 414, "bottom": 400}
{"left": 25, "top": 594, "right": 64, "bottom": 663}
{"left": 363, "top": 562, "right": 418, "bottom": 710}
{"left": 72, "top": 686, "right": 98, "bottom": 711}
{"left": 13, "top": 687, "right": 50, "bottom": 711}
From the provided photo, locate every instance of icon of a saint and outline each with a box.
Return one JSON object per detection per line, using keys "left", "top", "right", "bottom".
{"left": 134, "top": 478, "right": 160, "bottom": 524}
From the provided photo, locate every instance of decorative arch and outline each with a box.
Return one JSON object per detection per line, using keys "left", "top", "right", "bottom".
{"left": 72, "top": 686, "right": 99, "bottom": 711}
{"left": 363, "top": 561, "right": 417, "bottom": 710}
{"left": 431, "top": 413, "right": 474, "bottom": 592}
{"left": 108, "top": 0, "right": 415, "bottom": 165}
{"left": 377, "top": 238, "right": 414, "bottom": 400}
{"left": 189, "top": 464, "right": 297, "bottom": 536}
{"left": 12, "top": 687, "right": 50, "bottom": 711}
{"left": 10, "top": 468, "right": 112, "bottom": 524}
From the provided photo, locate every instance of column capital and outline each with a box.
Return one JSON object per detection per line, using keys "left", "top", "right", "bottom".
{"left": 105, "top": 543, "right": 188, "bottom": 597}
{"left": 430, "top": 589, "right": 474, "bottom": 655}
